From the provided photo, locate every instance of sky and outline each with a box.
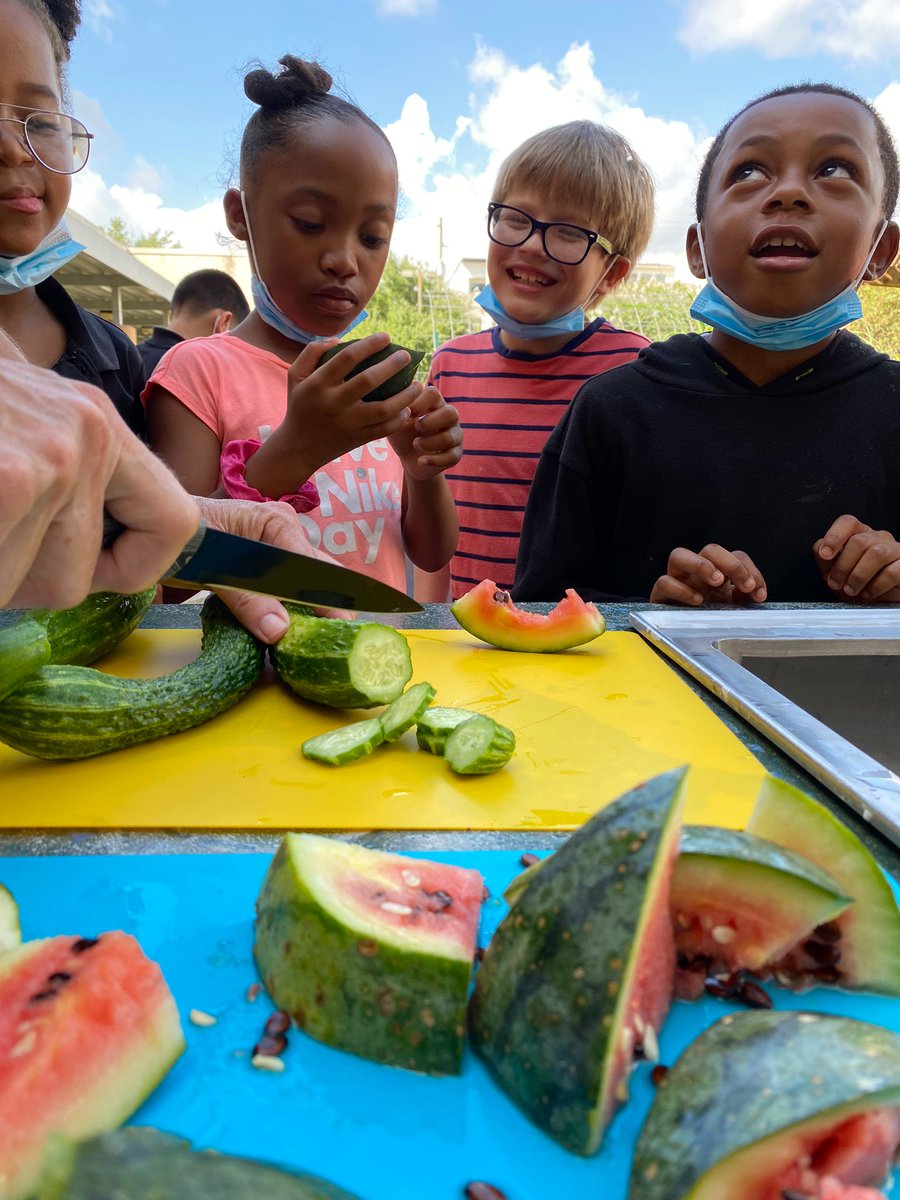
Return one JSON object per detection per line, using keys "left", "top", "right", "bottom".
{"left": 66, "top": 0, "right": 900, "bottom": 283}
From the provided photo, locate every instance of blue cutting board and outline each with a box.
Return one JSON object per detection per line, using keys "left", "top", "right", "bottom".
{"left": 4, "top": 851, "right": 898, "bottom": 1200}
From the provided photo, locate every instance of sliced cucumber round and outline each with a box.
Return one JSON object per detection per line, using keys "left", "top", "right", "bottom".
{"left": 0, "top": 883, "right": 21, "bottom": 955}
{"left": 445, "top": 715, "right": 515, "bottom": 775}
{"left": 415, "top": 706, "right": 477, "bottom": 755}
{"left": 272, "top": 610, "right": 413, "bottom": 709}
{"left": 302, "top": 718, "right": 385, "bottom": 766}
{"left": 379, "top": 681, "right": 436, "bottom": 743}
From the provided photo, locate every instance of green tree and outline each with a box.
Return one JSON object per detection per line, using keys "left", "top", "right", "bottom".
{"left": 102, "top": 218, "right": 181, "bottom": 250}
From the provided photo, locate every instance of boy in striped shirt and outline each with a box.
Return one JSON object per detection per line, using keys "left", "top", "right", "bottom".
{"left": 425, "top": 121, "right": 655, "bottom": 600}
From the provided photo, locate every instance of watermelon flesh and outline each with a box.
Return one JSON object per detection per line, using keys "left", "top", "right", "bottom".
{"left": 760, "top": 1109, "right": 900, "bottom": 1199}
{"left": 0, "top": 930, "right": 184, "bottom": 1200}
{"left": 255, "top": 834, "right": 483, "bottom": 1074}
{"left": 450, "top": 579, "right": 605, "bottom": 652}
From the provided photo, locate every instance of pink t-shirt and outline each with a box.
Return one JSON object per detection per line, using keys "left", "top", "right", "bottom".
{"left": 144, "top": 334, "right": 407, "bottom": 591}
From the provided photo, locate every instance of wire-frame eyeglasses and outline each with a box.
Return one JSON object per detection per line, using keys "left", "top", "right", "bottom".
{"left": 487, "top": 202, "right": 615, "bottom": 266}
{"left": 0, "top": 106, "right": 93, "bottom": 175}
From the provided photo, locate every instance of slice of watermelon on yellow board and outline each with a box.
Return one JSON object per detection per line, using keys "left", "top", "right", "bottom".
{"left": 451, "top": 580, "right": 605, "bottom": 652}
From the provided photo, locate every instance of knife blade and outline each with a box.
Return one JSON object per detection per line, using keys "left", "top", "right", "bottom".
{"left": 102, "top": 515, "right": 422, "bottom": 613}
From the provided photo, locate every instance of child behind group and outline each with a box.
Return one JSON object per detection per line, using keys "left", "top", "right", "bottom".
{"left": 137, "top": 268, "right": 250, "bottom": 376}
{"left": 514, "top": 83, "right": 900, "bottom": 606}
{"left": 144, "top": 57, "right": 462, "bottom": 592}
{"left": 425, "top": 121, "right": 655, "bottom": 600}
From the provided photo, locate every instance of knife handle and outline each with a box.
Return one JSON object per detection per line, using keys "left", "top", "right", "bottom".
{"left": 101, "top": 509, "right": 207, "bottom": 580}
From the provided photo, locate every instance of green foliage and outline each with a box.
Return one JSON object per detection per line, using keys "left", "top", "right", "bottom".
{"left": 102, "top": 218, "right": 181, "bottom": 250}
{"left": 857, "top": 284, "right": 900, "bottom": 359}
{"left": 354, "top": 255, "right": 478, "bottom": 378}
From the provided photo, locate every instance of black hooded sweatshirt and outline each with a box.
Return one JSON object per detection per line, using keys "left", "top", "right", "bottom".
{"left": 513, "top": 331, "right": 900, "bottom": 603}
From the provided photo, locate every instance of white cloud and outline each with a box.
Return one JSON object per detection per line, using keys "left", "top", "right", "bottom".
{"left": 376, "top": 0, "right": 436, "bottom": 14}
{"left": 386, "top": 41, "right": 708, "bottom": 280}
{"left": 84, "top": 0, "right": 118, "bottom": 40}
{"left": 677, "top": 0, "right": 900, "bottom": 62}
{"left": 126, "top": 156, "right": 166, "bottom": 194}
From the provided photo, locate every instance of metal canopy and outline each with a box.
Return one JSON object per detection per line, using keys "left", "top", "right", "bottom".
{"left": 54, "top": 211, "right": 174, "bottom": 328}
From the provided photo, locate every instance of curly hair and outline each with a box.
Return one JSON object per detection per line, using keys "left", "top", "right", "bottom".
{"left": 239, "top": 55, "right": 394, "bottom": 183}
{"left": 12, "top": 0, "right": 80, "bottom": 62}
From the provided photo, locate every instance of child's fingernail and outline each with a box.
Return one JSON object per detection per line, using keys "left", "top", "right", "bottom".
{"left": 710, "top": 571, "right": 723, "bottom": 583}
{"left": 843, "top": 584, "right": 858, "bottom": 596}
{"left": 819, "top": 545, "right": 834, "bottom": 558}
{"left": 755, "top": 588, "right": 766, "bottom": 600}
{"left": 827, "top": 576, "right": 842, "bottom": 589}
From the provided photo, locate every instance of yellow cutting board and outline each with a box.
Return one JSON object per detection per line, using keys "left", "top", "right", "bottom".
{"left": 0, "top": 629, "right": 764, "bottom": 830}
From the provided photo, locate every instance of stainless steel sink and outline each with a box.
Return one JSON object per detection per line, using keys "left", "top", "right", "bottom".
{"left": 629, "top": 609, "right": 900, "bottom": 846}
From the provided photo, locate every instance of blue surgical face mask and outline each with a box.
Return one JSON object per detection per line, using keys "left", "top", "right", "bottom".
{"left": 689, "top": 221, "right": 887, "bottom": 352}
{"left": 0, "top": 220, "right": 84, "bottom": 296}
{"left": 475, "top": 283, "right": 585, "bottom": 342}
{"left": 240, "top": 192, "right": 368, "bottom": 345}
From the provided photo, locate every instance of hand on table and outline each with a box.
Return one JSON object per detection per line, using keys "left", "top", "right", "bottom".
{"left": 814, "top": 515, "right": 900, "bottom": 603}
{"left": 650, "top": 544, "right": 767, "bottom": 606}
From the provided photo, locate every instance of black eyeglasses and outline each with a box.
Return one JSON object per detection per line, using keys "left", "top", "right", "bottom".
{"left": 0, "top": 106, "right": 93, "bottom": 175}
{"left": 487, "top": 202, "right": 614, "bottom": 265}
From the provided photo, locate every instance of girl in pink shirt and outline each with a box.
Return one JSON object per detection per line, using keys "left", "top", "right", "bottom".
{"left": 144, "top": 56, "right": 461, "bottom": 592}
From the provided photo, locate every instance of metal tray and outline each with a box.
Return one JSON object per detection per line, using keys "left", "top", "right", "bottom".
{"left": 630, "top": 609, "right": 900, "bottom": 847}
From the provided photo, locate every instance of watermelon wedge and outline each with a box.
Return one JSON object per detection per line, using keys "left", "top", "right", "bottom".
{"left": 254, "top": 835, "right": 483, "bottom": 1075}
{"left": 747, "top": 776, "right": 900, "bottom": 994}
{"left": 451, "top": 579, "right": 605, "bottom": 652}
{"left": 629, "top": 1011, "right": 900, "bottom": 1200}
{"left": 0, "top": 931, "right": 184, "bottom": 1200}
{"left": 470, "top": 767, "right": 687, "bottom": 1156}
{"left": 35, "top": 1127, "right": 362, "bottom": 1199}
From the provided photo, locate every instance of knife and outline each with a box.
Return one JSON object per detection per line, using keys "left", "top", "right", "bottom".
{"left": 102, "top": 514, "right": 422, "bottom": 613}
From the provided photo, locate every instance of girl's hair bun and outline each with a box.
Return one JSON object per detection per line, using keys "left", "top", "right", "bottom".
{"left": 244, "top": 55, "right": 333, "bottom": 112}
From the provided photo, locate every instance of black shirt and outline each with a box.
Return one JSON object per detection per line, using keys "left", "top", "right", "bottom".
{"left": 513, "top": 331, "right": 900, "bottom": 604}
{"left": 37, "top": 276, "right": 147, "bottom": 439}
{"left": 137, "top": 326, "right": 182, "bottom": 377}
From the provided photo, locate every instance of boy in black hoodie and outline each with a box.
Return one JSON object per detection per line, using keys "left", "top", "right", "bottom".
{"left": 514, "top": 84, "right": 900, "bottom": 605}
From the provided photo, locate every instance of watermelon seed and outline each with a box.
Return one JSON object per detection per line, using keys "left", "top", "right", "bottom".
{"left": 711, "top": 925, "right": 736, "bottom": 945}
{"left": 464, "top": 1183, "right": 507, "bottom": 1200}
{"left": 250, "top": 1053, "right": 285, "bottom": 1073}
{"left": 189, "top": 1009, "right": 218, "bottom": 1028}
{"left": 781, "top": 1192, "right": 816, "bottom": 1200}
{"left": 29, "top": 989, "right": 58, "bottom": 1003}
{"left": 71, "top": 937, "right": 99, "bottom": 953}
{"left": 265, "top": 1011, "right": 291, "bottom": 1036}
{"left": 245, "top": 982, "right": 262, "bottom": 1003}
{"left": 813, "top": 921, "right": 842, "bottom": 944}
{"left": 802, "top": 939, "right": 841, "bottom": 966}
{"left": 474, "top": 947, "right": 485, "bottom": 962}
{"left": 424, "top": 889, "right": 454, "bottom": 911}
{"left": 642, "top": 1024, "right": 660, "bottom": 1063}
{"left": 738, "top": 978, "right": 773, "bottom": 1009}
{"left": 492, "top": 589, "right": 510, "bottom": 604}
{"left": 519, "top": 853, "right": 540, "bottom": 868}
{"left": 47, "top": 972, "right": 72, "bottom": 985}
{"left": 812, "top": 965, "right": 842, "bottom": 984}
{"left": 650, "top": 1064, "right": 669, "bottom": 1086}
{"left": 254, "top": 1033, "right": 287, "bottom": 1057}
{"left": 9, "top": 1028, "right": 37, "bottom": 1058}
{"left": 381, "top": 901, "right": 414, "bottom": 916}
{"left": 704, "top": 975, "right": 738, "bottom": 1000}
{"left": 401, "top": 871, "right": 421, "bottom": 887}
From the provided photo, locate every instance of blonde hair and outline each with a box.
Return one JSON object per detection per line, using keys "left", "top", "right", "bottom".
{"left": 492, "top": 121, "right": 655, "bottom": 282}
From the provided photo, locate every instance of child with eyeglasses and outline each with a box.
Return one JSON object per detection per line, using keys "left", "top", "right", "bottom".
{"left": 514, "top": 84, "right": 900, "bottom": 606}
{"left": 143, "top": 56, "right": 462, "bottom": 592}
{"left": 0, "top": 0, "right": 146, "bottom": 437}
{"left": 420, "top": 121, "right": 655, "bottom": 600}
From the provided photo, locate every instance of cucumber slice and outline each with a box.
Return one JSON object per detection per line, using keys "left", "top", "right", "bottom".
{"left": 444, "top": 715, "right": 516, "bottom": 775}
{"left": 415, "top": 706, "right": 477, "bottom": 755}
{"left": 302, "top": 718, "right": 385, "bottom": 766}
{"left": 272, "top": 612, "right": 413, "bottom": 709}
{"left": 379, "top": 681, "right": 436, "bottom": 743}
{"left": 0, "top": 883, "right": 21, "bottom": 955}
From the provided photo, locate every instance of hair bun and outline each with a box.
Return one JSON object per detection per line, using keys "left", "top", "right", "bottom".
{"left": 243, "top": 55, "right": 333, "bottom": 111}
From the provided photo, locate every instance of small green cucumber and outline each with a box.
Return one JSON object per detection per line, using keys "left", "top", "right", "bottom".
{"left": 0, "top": 596, "right": 264, "bottom": 760}
{"left": 20, "top": 588, "right": 157, "bottom": 666}
{"left": 379, "top": 681, "right": 436, "bottom": 742}
{"left": 301, "top": 718, "right": 385, "bottom": 766}
{"left": 319, "top": 340, "right": 425, "bottom": 402}
{"left": 415, "top": 706, "right": 477, "bottom": 755}
{"left": 0, "top": 620, "right": 51, "bottom": 702}
{"left": 271, "top": 607, "right": 412, "bottom": 709}
{"left": 445, "top": 714, "right": 515, "bottom": 775}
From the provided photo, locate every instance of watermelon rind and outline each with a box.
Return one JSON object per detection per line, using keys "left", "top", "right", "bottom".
{"left": 629, "top": 1010, "right": 900, "bottom": 1200}
{"left": 673, "top": 825, "right": 853, "bottom": 972}
{"left": 254, "top": 834, "right": 482, "bottom": 1075}
{"left": 34, "top": 1127, "right": 362, "bottom": 1200}
{"left": 469, "top": 767, "right": 687, "bottom": 1156}
{"left": 0, "top": 882, "right": 21, "bottom": 955}
{"left": 746, "top": 776, "right": 900, "bottom": 993}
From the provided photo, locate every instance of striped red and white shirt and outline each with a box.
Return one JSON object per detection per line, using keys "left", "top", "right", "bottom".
{"left": 429, "top": 320, "right": 649, "bottom": 598}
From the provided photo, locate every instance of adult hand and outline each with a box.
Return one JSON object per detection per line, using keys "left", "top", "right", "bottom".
{"left": 814, "top": 515, "right": 900, "bottom": 602}
{"left": 388, "top": 385, "right": 462, "bottom": 481}
{"left": 650, "top": 544, "right": 767, "bottom": 605}
{"left": 191, "top": 496, "right": 352, "bottom": 639}
{"left": 0, "top": 340, "right": 200, "bottom": 609}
